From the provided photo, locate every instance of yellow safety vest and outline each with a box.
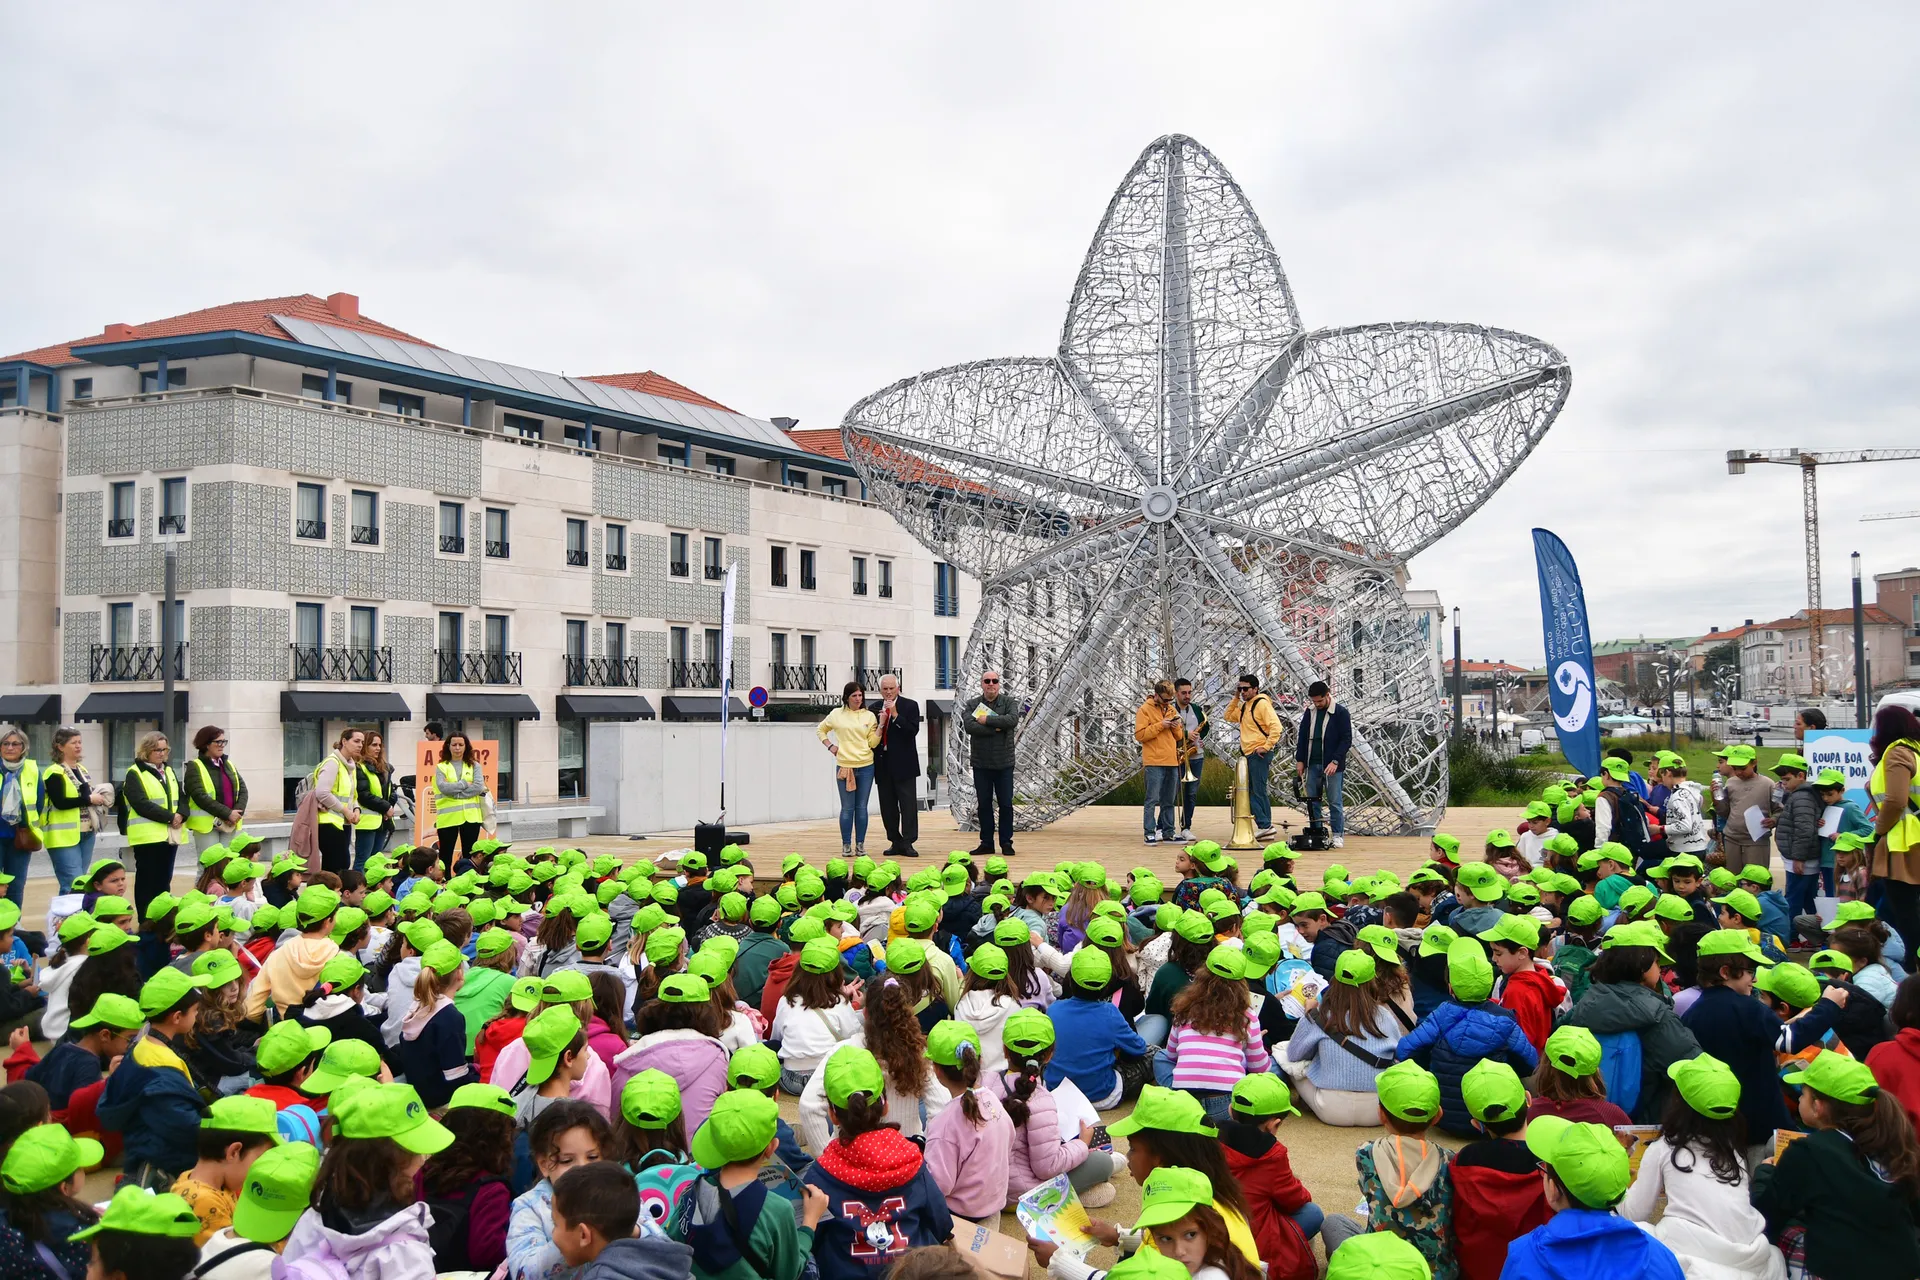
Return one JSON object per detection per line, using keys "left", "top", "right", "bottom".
{"left": 40, "top": 763, "right": 80, "bottom": 850}
{"left": 186, "top": 756, "right": 245, "bottom": 835}
{"left": 313, "top": 756, "right": 356, "bottom": 829}
{"left": 4, "top": 761, "right": 40, "bottom": 844}
{"left": 433, "top": 761, "right": 482, "bottom": 828}
{"left": 124, "top": 764, "right": 180, "bottom": 845}
{"left": 356, "top": 764, "right": 385, "bottom": 832}
{"left": 1870, "top": 738, "right": 1920, "bottom": 854}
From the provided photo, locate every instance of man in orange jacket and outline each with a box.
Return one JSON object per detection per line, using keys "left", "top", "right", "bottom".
{"left": 1135, "top": 681, "right": 1183, "bottom": 845}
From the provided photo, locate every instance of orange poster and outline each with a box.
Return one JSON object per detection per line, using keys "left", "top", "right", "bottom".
{"left": 414, "top": 739, "right": 499, "bottom": 846}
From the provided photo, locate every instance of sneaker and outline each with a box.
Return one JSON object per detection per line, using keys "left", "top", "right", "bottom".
{"left": 1079, "top": 1181, "right": 1118, "bottom": 1209}
{"left": 1144, "top": 833, "right": 1160, "bottom": 845}
{"left": 1001, "top": 846, "right": 1017, "bottom": 857}
{"left": 1256, "top": 828, "right": 1278, "bottom": 842}
{"left": 843, "top": 844, "right": 853, "bottom": 857}
{"left": 1175, "top": 829, "right": 1193, "bottom": 841}
{"left": 1331, "top": 835, "right": 1345, "bottom": 848}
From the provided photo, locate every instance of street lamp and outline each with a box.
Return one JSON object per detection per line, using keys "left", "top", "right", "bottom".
{"left": 1451, "top": 608, "right": 1463, "bottom": 742}
{"left": 1853, "top": 552, "right": 1868, "bottom": 727}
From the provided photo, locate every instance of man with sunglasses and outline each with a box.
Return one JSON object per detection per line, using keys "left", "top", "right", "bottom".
{"left": 963, "top": 670, "right": 1020, "bottom": 857}
{"left": 1226, "top": 673, "right": 1283, "bottom": 842}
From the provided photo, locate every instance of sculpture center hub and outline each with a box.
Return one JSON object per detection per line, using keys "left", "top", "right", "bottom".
{"left": 1140, "top": 485, "right": 1179, "bottom": 524}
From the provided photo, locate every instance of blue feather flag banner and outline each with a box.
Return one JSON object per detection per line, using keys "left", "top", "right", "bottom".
{"left": 1532, "top": 529, "right": 1601, "bottom": 779}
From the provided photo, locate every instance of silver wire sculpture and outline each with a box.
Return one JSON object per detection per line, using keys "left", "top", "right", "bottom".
{"left": 841, "top": 135, "right": 1571, "bottom": 834}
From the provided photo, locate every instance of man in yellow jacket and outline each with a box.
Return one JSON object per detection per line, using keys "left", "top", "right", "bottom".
{"left": 1226, "top": 672, "right": 1284, "bottom": 841}
{"left": 1136, "top": 680, "right": 1184, "bottom": 844}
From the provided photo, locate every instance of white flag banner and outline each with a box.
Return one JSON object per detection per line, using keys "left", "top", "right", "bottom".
{"left": 718, "top": 563, "right": 737, "bottom": 820}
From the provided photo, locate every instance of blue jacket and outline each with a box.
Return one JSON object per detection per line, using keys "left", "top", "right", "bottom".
{"left": 1754, "top": 890, "right": 1794, "bottom": 950}
{"left": 388, "top": 1001, "right": 477, "bottom": 1109}
{"left": 1307, "top": 919, "right": 1357, "bottom": 982}
{"left": 1294, "top": 703, "right": 1351, "bottom": 769}
{"left": 23, "top": 1040, "right": 103, "bottom": 1111}
{"left": 1680, "top": 985, "right": 1792, "bottom": 1140}
{"left": 1398, "top": 1000, "right": 1538, "bottom": 1136}
{"left": 1499, "top": 1209, "right": 1683, "bottom": 1280}
{"left": 98, "top": 1031, "right": 206, "bottom": 1177}
{"left": 1044, "top": 997, "right": 1146, "bottom": 1103}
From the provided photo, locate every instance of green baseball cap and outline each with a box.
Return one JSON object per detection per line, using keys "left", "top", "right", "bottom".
{"left": 1782, "top": 1049, "right": 1881, "bottom": 1105}
{"left": 299, "top": 1038, "right": 384, "bottom": 1095}
{"left": 1773, "top": 752, "right": 1810, "bottom": 775}
{"left": 256, "top": 1021, "right": 331, "bottom": 1077}
{"left": 1480, "top": 914, "right": 1542, "bottom": 952}
{"left": 1197, "top": 945, "right": 1242, "bottom": 982}
{"left": 1411, "top": 923, "right": 1456, "bottom": 958}
{"left": 658, "top": 974, "right": 712, "bottom": 1004}
{"left": 1602, "top": 920, "right": 1673, "bottom": 963}
{"left": 446, "top": 1083, "right": 516, "bottom": 1116}
{"left": 55, "top": 911, "right": 96, "bottom": 945}
{"left": 1696, "top": 928, "right": 1766, "bottom": 964}
{"left": 822, "top": 1045, "right": 886, "bottom": 1107}
{"left": 1668, "top": 1053, "right": 1741, "bottom": 1120}
{"left": 2, "top": 1123, "right": 105, "bottom": 1195}
{"left": 70, "top": 992, "right": 142, "bottom": 1032}
{"left": 220, "top": 858, "right": 257, "bottom": 887}
{"left": 1172, "top": 911, "right": 1215, "bottom": 945}
{"left": 798, "top": 936, "right": 842, "bottom": 975}
{"left": 231, "top": 1141, "right": 319, "bottom": 1244}
{"left": 691, "top": 1088, "right": 780, "bottom": 1168}
{"left": 1132, "top": 1164, "right": 1214, "bottom": 1230}
{"left": 333, "top": 1083, "right": 454, "bottom": 1154}
{"left": 1711, "top": 889, "right": 1762, "bottom": 923}
{"left": 1543, "top": 1025, "right": 1602, "bottom": 1076}
{"left": 1002, "top": 1009, "right": 1055, "bottom": 1057}
{"left": 1325, "top": 948, "right": 1373, "bottom": 988}
{"left": 1834, "top": 901, "right": 1878, "bottom": 926}
{"left": 575, "top": 914, "right": 614, "bottom": 952}
{"left": 1651, "top": 894, "right": 1697, "bottom": 924}
{"left": 204, "top": 1095, "right": 282, "bottom": 1145}
{"left": 1109, "top": 1085, "right": 1216, "bottom": 1138}
{"left": 687, "top": 948, "right": 731, "bottom": 986}
{"left": 990, "top": 917, "right": 1029, "bottom": 948}
{"left": 1486, "top": 828, "right": 1516, "bottom": 849}
{"left": 1461, "top": 1059, "right": 1527, "bottom": 1123}
{"left": 87, "top": 922, "right": 132, "bottom": 956}
{"left": 327, "top": 907, "right": 369, "bottom": 945}
{"left": 728, "top": 1043, "right": 782, "bottom": 1091}
{"left": 1527, "top": 1116, "right": 1631, "bottom": 1208}
{"left": 1566, "top": 896, "right": 1606, "bottom": 927}
{"left": 1376, "top": 1060, "right": 1441, "bottom": 1123}
{"left": 1353, "top": 924, "right": 1401, "bottom": 966}
{"left": 1071, "top": 947, "right": 1113, "bottom": 990}
{"left": 1808, "top": 948, "right": 1854, "bottom": 973}
{"left": 171, "top": 901, "right": 217, "bottom": 934}
{"left": 542, "top": 967, "right": 593, "bottom": 1003}
{"left": 902, "top": 897, "right": 939, "bottom": 934}
{"left": 927, "top": 1020, "right": 983, "bottom": 1068}
{"left": 509, "top": 975, "right": 546, "bottom": 1013}
{"left": 1615, "top": 884, "right": 1655, "bottom": 917}
{"left": 1447, "top": 936, "right": 1495, "bottom": 1002}
{"left": 1229, "top": 1073, "right": 1298, "bottom": 1120}
{"left": 525, "top": 1006, "right": 584, "bottom": 1085}
{"left": 749, "top": 896, "right": 782, "bottom": 928}
{"left": 1242, "top": 932, "right": 1282, "bottom": 981}
{"left": 1323, "top": 1232, "right": 1431, "bottom": 1280}
{"left": 474, "top": 928, "right": 516, "bottom": 961}
{"left": 295, "top": 884, "right": 342, "bottom": 925}
{"left": 621, "top": 1068, "right": 684, "bottom": 1128}
{"left": 190, "top": 947, "right": 244, "bottom": 989}
{"left": 1506, "top": 882, "right": 1541, "bottom": 908}
{"left": 70, "top": 1185, "right": 202, "bottom": 1241}
{"left": 1755, "top": 960, "right": 1820, "bottom": 1009}
{"left": 197, "top": 844, "right": 233, "bottom": 870}
{"left": 968, "top": 942, "right": 1009, "bottom": 981}
{"left": 645, "top": 928, "right": 687, "bottom": 968}
{"left": 787, "top": 917, "right": 825, "bottom": 944}
{"left": 885, "top": 938, "right": 927, "bottom": 975}
{"left": 1707, "top": 868, "right": 1738, "bottom": 894}
{"left": 139, "top": 967, "right": 210, "bottom": 1018}
{"left": 1832, "top": 831, "right": 1872, "bottom": 853}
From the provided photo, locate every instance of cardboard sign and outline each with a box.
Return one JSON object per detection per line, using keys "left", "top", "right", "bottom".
{"left": 413, "top": 739, "right": 498, "bottom": 846}
{"left": 949, "top": 1216, "right": 1028, "bottom": 1280}
{"left": 1612, "top": 1125, "right": 1662, "bottom": 1176}
{"left": 1775, "top": 1129, "right": 1809, "bottom": 1161}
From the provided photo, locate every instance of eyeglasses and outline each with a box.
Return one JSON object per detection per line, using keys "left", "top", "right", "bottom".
{"left": 210, "top": 739, "right": 228, "bottom": 746}
{"left": 982, "top": 678, "right": 1000, "bottom": 684}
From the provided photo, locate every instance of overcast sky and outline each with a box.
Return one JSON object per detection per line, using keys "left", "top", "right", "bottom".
{"left": 7, "top": 4, "right": 1919, "bottom": 666}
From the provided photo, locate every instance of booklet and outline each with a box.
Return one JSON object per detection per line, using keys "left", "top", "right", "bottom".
{"left": 1015, "top": 1174, "right": 1096, "bottom": 1258}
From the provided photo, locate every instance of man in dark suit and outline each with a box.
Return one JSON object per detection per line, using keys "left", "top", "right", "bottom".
{"left": 872, "top": 673, "right": 922, "bottom": 857}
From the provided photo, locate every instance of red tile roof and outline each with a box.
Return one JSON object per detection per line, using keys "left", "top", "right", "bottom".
{"left": 1764, "top": 607, "right": 1904, "bottom": 629}
{"left": 1459, "top": 660, "right": 1532, "bottom": 674}
{"left": 578, "top": 371, "right": 734, "bottom": 413}
{"left": 1, "top": 294, "right": 428, "bottom": 367}
{"left": 785, "top": 429, "right": 849, "bottom": 461}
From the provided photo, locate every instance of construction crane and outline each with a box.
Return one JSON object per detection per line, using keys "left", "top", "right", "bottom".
{"left": 1863, "top": 510, "right": 1920, "bottom": 522}
{"left": 1727, "top": 448, "right": 1920, "bottom": 696}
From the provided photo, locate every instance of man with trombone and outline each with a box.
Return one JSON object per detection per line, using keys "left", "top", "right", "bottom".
{"left": 1134, "top": 679, "right": 1186, "bottom": 845}
{"left": 1172, "top": 678, "right": 1211, "bottom": 841}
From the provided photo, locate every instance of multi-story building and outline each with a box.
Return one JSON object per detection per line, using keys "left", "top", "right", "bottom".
{"left": 0, "top": 293, "right": 978, "bottom": 819}
{"left": 1875, "top": 567, "right": 1920, "bottom": 688}
{"left": 1740, "top": 608, "right": 1904, "bottom": 701}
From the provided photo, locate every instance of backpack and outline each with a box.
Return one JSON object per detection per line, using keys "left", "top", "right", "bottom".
{"left": 636, "top": 1159, "right": 704, "bottom": 1240}
{"left": 1607, "top": 789, "right": 1654, "bottom": 864}
{"left": 424, "top": 1175, "right": 510, "bottom": 1272}
{"left": 1596, "top": 1030, "right": 1642, "bottom": 1116}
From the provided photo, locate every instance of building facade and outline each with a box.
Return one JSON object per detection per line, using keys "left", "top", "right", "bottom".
{"left": 1874, "top": 568, "right": 1920, "bottom": 688}
{"left": 1739, "top": 608, "right": 1904, "bottom": 701}
{"left": 0, "top": 294, "right": 979, "bottom": 819}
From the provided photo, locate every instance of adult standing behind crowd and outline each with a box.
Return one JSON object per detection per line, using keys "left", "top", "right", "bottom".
{"left": 965, "top": 670, "right": 1020, "bottom": 857}
{"left": 122, "top": 730, "right": 188, "bottom": 971}
{"left": 1868, "top": 703, "right": 1920, "bottom": 968}
{"left": 871, "top": 674, "right": 922, "bottom": 859}
{"left": 1135, "top": 681, "right": 1183, "bottom": 846}
{"left": 0, "top": 727, "right": 42, "bottom": 911}
{"left": 431, "top": 732, "right": 487, "bottom": 871}
{"left": 1225, "top": 673, "right": 1283, "bottom": 843}
{"left": 816, "top": 683, "right": 880, "bottom": 858}
{"left": 1296, "top": 680, "right": 1351, "bottom": 850}
{"left": 183, "top": 725, "right": 246, "bottom": 856}
{"left": 354, "top": 730, "right": 396, "bottom": 871}
{"left": 310, "top": 728, "right": 366, "bottom": 875}
{"left": 40, "top": 727, "right": 109, "bottom": 891}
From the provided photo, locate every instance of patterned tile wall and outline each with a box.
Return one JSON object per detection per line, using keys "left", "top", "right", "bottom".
{"left": 387, "top": 615, "right": 434, "bottom": 685}
{"left": 63, "top": 612, "right": 100, "bottom": 683}
{"left": 590, "top": 460, "right": 749, "bottom": 536}
{"left": 634, "top": 628, "right": 668, "bottom": 682}
{"left": 191, "top": 607, "right": 291, "bottom": 682}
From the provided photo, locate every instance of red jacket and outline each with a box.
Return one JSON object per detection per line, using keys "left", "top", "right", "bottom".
{"left": 1867, "top": 1027, "right": 1920, "bottom": 1132}
{"left": 759, "top": 952, "right": 800, "bottom": 1024}
{"left": 1218, "top": 1122, "right": 1316, "bottom": 1280}
{"left": 1496, "top": 965, "right": 1563, "bottom": 1054}
{"left": 474, "top": 1015, "right": 526, "bottom": 1084}
{"left": 1449, "top": 1139, "right": 1552, "bottom": 1280}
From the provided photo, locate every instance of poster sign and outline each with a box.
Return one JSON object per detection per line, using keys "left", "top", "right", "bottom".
{"left": 413, "top": 739, "right": 499, "bottom": 846}
{"left": 1802, "top": 729, "right": 1872, "bottom": 810}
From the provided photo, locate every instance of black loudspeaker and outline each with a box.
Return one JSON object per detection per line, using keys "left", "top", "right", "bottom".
{"left": 1290, "top": 824, "right": 1330, "bottom": 853}
{"left": 694, "top": 824, "right": 749, "bottom": 853}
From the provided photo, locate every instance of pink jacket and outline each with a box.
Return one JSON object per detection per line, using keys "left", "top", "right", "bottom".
{"left": 1004, "top": 1076, "right": 1092, "bottom": 1201}
{"left": 585, "top": 1016, "right": 625, "bottom": 1073}
{"left": 281, "top": 1203, "right": 437, "bottom": 1280}
{"left": 610, "top": 1030, "right": 731, "bottom": 1136}
{"left": 924, "top": 1088, "right": 1014, "bottom": 1220}
{"left": 489, "top": 1034, "right": 613, "bottom": 1117}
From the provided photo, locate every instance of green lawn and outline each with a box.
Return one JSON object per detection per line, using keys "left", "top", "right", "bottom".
{"left": 1514, "top": 734, "right": 1809, "bottom": 812}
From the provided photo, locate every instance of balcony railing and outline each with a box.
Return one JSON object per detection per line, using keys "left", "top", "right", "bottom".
{"left": 704, "top": 563, "right": 725, "bottom": 580}
{"left": 878, "top": 583, "right": 893, "bottom": 599}
{"left": 566, "top": 548, "right": 589, "bottom": 566}
{"left": 158, "top": 514, "right": 187, "bottom": 535}
{"left": 290, "top": 645, "right": 392, "bottom": 682}
{"left": 773, "top": 664, "right": 829, "bottom": 692}
{"left": 670, "top": 660, "right": 722, "bottom": 689}
{"left": 295, "top": 519, "right": 327, "bottom": 540}
{"left": 486, "top": 539, "right": 510, "bottom": 558}
{"left": 351, "top": 524, "right": 380, "bottom": 545}
{"left": 771, "top": 568, "right": 788, "bottom": 587}
{"left": 670, "top": 561, "right": 689, "bottom": 578}
{"left": 106, "top": 518, "right": 134, "bottom": 539}
{"left": 566, "top": 655, "right": 642, "bottom": 687}
{"left": 853, "top": 581, "right": 868, "bottom": 596}
{"left": 436, "top": 649, "right": 522, "bottom": 685}
{"left": 801, "top": 573, "right": 817, "bottom": 591}
{"left": 91, "top": 643, "right": 188, "bottom": 682}
{"left": 605, "top": 552, "right": 627, "bottom": 571}
{"left": 439, "top": 534, "right": 466, "bottom": 554}
{"left": 857, "top": 666, "right": 904, "bottom": 690}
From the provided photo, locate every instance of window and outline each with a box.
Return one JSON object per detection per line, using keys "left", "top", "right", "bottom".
{"left": 878, "top": 559, "right": 893, "bottom": 599}
{"left": 788, "top": 470, "right": 810, "bottom": 490}
{"left": 140, "top": 366, "right": 186, "bottom": 393}
{"left": 349, "top": 606, "right": 377, "bottom": 653}
{"left": 439, "top": 502, "right": 466, "bottom": 554}
{"left": 935, "top": 562, "right": 960, "bottom": 616}
{"left": 480, "top": 717, "right": 517, "bottom": 803}
{"left": 770, "top": 633, "right": 787, "bottom": 667}
{"left": 438, "top": 611, "right": 463, "bottom": 658}
{"left": 770, "top": 545, "right": 788, "bottom": 588}
{"left": 351, "top": 490, "right": 380, "bottom": 545}
{"left": 160, "top": 599, "right": 186, "bottom": 649}
{"left": 294, "top": 602, "right": 323, "bottom": 653}
{"left": 565, "top": 619, "right": 588, "bottom": 664}
{"left": 879, "top": 639, "right": 894, "bottom": 671}
{"left": 823, "top": 477, "right": 848, "bottom": 497}
{"left": 605, "top": 524, "right": 627, "bottom": 571}
{"left": 107, "top": 481, "right": 135, "bottom": 539}
{"left": 606, "top": 622, "right": 626, "bottom": 664}
{"left": 706, "top": 453, "right": 736, "bottom": 476}
{"left": 704, "top": 537, "right": 724, "bottom": 580}
{"left": 71, "top": 378, "right": 92, "bottom": 400}
{"left": 854, "top": 638, "right": 868, "bottom": 675}
{"left": 282, "top": 720, "right": 322, "bottom": 811}
{"left": 800, "top": 549, "right": 817, "bottom": 591}
{"left": 800, "top": 634, "right": 817, "bottom": 669}
{"left": 671, "top": 626, "right": 690, "bottom": 665}
{"left": 485, "top": 507, "right": 510, "bottom": 558}
{"left": 300, "top": 373, "right": 353, "bottom": 402}
{"left": 503, "top": 412, "right": 543, "bottom": 439}
{"left": 152, "top": 477, "right": 188, "bottom": 535}
{"left": 657, "top": 443, "right": 687, "bottom": 467}
{"left": 295, "top": 483, "right": 327, "bottom": 540}
{"left": 485, "top": 615, "right": 509, "bottom": 655}
{"left": 558, "top": 716, "right": 585, "bottom": 799}
{"left": 108, "top": 603, "right": 134, "bottom": 651}
{"left": 566, "top": 518, "right": 589, "bottom": 567}
{"left": 704, "top": 628, "right": 722, "bottom": 668}
{"left": 564, "top": 423, "right": 601, "bottom": 450}
{"left": 669, "top": 532, "right": 689, "bottom": 577}
{"left": 935, "top": 636, "right": 959, "bottom": 689}
{"left": 0, "top": 378, "right": 15, "bottom": 408}
{"left": 852, "top": 556, "right": 868, "bottom": 596}
{"left": 379, "top": 389, "right": 425, "bottom": 418}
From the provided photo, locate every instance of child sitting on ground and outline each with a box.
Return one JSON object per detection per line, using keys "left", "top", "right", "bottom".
{"left": 1481, "top": 915, "right": 1565, "bottom": 1054}
{"left": 1215, "top": 1075, "right": 1319, "bottom": 1280}
{"left": 1320, "top": 1060, "right": 1456, "bottom": 1280}
{"left": 1503, "top": 1116, "right": 1685, "bottom": 1278}
{"left": 551, "top": 1160, "right": 693, "bottom": 1280}
{"left": 506, "top": 1099, "right": 615, "bottom": 1280}
{"left": 1447, "top": 1060, "right": 1550, "bottom": 1280}
{"left": 72, "top": 1186, "right": 203, "bottom": 1280}
{"left": 170, "top": 1096, "right": 282, "bottom": 1245}
{"left": 681, "top": 1089, "right": 829, "bottom": 1280}
{"left": 1395, "top": 938, "right": 1538, "bottom": 1138}
{"left": 1128, "top": 1164, "right": 1266, "bottom": 1280}
{"left": 923, "top": 1021, "right": 1015, "bottom": 1222}
{"left": 1526, "top": 1025, "right": 1632, "bottom": 1127}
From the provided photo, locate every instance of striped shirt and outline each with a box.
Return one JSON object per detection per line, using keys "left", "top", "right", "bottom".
{"left": 1166, "top": 1009, "right": 1271, "bottom": 1091}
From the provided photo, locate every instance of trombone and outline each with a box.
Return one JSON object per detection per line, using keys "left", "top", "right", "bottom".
{"left": 1175, "top": 715, "right": 1199, "bottom": 785}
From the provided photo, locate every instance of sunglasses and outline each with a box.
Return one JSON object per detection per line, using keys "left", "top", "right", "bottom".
{"left": 982, "top": 678, "right": 1000, "bottom": 684}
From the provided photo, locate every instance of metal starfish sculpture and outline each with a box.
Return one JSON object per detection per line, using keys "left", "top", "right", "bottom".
{"left": 841, "top": 135, "right": 1571, "bottom": 834}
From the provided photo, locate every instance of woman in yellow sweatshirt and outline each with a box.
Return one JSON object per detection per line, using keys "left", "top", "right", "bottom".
{"left": 817, "top": 683, "right": 881, "bottom": 857}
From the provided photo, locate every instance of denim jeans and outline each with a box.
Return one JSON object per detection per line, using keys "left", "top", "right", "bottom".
{"left": 49, "top": 833, "right": 92, "bottom": 897}
{"left": 1786, "top": 870, "right": 1822, "bottom": 919}
{"left": 1304, "top": 765, "right": 1345, "bottom": 835}
{"left": 973, "top": 766, "right": 1015, "bottom": 850}
{"left": 836, "top": 764, "right": 874, "bottom": 847}
{"left": 1143, "top": 765, "right": 1179, "bottom": 839}
{"left": 1134, "top": 1013, "right": 1170, "bottom": 1047}
{"left": 0, "top": 838, "right": 28, "bottom": 911}
{"left": 1288, "top": 1203, "right": 1324, "bottom": 1240}
{"left": 353, "top": 826, "right": 388, "bottom": 871}
{"left": 1245, "top": 749, "right": 1273, "bottom": 830}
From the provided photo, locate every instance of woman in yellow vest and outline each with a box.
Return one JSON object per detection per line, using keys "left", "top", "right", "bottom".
{"left": 39, "top": 726, "right": 108, "bottom": 893}
{"left": 1868, "top": 703, "right": 1920, "bottom": 963}
{"left": 122, "top": 729, "right": 187, "bottom": 969}
{"left": 310, "top": 727, "right": 365, "bottom": 875}
{"left": 183, "top": 724, "right": 247, "bottom": 857}
{"left": 353, "top": 729, "right": 397, "bottom": 871}
{"left": 430, "top": 731, "right": 488, "bottom": 872}
{"left": 0, "top": 726, "right": 42, "bottom": 912}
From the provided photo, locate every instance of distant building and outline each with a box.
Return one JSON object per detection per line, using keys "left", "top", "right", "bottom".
{"left": 1740, "top": 608, "right": 1904, "bottom": 701}
{"left": 1875, "top": 568, "right": 1920, "bottom": 688}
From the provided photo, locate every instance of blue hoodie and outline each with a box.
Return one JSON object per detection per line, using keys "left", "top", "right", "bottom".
{"left": 1499, "top": 1209, "right": 1684, "bottom": 1280}
{"left": 97, "top": 1030, "right": 207, "bottom": 1178}
{"left": 1396, "top": 999, "right": 1538, "bottom": 1137}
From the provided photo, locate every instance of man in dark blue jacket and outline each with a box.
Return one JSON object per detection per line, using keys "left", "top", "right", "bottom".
{"left": 1295, "top": 681, "right": 1351, "bottom": 849}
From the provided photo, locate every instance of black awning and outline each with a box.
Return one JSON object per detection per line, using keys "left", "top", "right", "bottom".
{"left": 427, "top": 692, "right": 541, "bottom": 722}
{"left": 74, "top": 691, "right": 188, "bottom": 723}
{"left": 0, "top": 694, "right": 61, "bottom": 724}
{"left": 556, "top": 694, "right": 656, "bottom": 722}
{"left": 661, "top": 696, "right": 750, "bottom": 722}
{"left": 928, "top": 699, "right": 955, "bottom": 715}
{"left": 280, "top": 691, "right": 413, "bottom": 723}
